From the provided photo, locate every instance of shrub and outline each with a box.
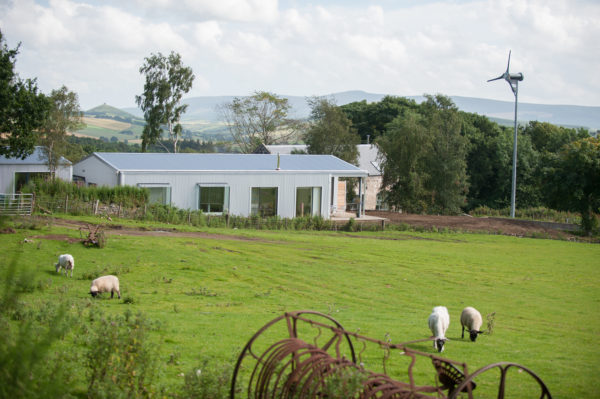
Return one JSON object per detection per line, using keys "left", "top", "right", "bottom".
{"left": 85, "top": 309, "right": 160, "bottom": 399}
{"left": 0, "top": 256, "right": 76, "bottom": 399}
{"left": 177, "top": 358, "right": 234, "bottom": 399}
{"left": 320, "top": 367, "right": 368, "bottom": 398}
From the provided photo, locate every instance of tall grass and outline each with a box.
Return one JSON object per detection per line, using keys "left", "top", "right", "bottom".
{"left": 470, "top": 205, "right": 582, "bottom": 224}
{"left": 22, "top": 178, "right": 148, "bottom": 208}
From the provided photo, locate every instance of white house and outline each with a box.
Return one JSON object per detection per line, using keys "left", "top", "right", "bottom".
{"left": 0, "top": 146, "right": 72, "bottom": 193}
{"left": 263, "top": 144, "right": 384, "bottom": 211}
{"left": 73, "top": 152, "right": 368, "bottom": 219}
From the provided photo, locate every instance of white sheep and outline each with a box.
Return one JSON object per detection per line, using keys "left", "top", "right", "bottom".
{"left": 428, "top": 306, "right": 450, "bottom": 352}
{"left": 55, "top": 254, "right": 75, "bottom": 277}
{"left": 460, "top": 306, "right": 484, "bottom": 342}
{"left": 90, "top": 275, "right": 121, "bottom": 299}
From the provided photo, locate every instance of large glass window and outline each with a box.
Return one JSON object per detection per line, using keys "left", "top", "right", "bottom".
{"left": 296, "top": 187, "right": 322, "bottom": 217}
{"left": 14, "top": 172, "right": 49, "bottom": 192}
{"left": 251, "top": 187, "right": 278, "bottom": 217}
{"left": 199, "top": 186, "right": 229, "bottom": 214}
{"left": 139, "top": 184, "right": 171, "bottom": 205}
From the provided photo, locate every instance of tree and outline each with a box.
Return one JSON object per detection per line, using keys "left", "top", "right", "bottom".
{"left": 461, "top": 112, "right": 513, "bottom": 210}
{"left": 544, "top": 137, "right": 600, "bottom": 234}
{"left": 376, "top": 111, "right": 430, "bottom": 213}
{"left": 135, "top": 51, "right": 194, "bottom": 153}
{"left": 377, "top": 95, "right": 469, "bottom": 214}
{"left": 341, "top": 96, "right": 419, "bottom": 143}
{"left": 304, "top": 97, "right": 359, "bottom": 165}
{"left": 0, "top": 30, "right": 49, "bottom": 159}
{"left": 38, "top": 86, "right": 83, "bottom": 178}
{"left": 219, "top": 91, "right": 300, "bottom": 153}
{"left": 421, "top": 95, "right": 469, "bottom": 214}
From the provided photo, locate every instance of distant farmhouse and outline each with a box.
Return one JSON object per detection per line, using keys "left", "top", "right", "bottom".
{"left": 0, "top": 147, "right": 72, "bottom": 193}
{"left": 260, "top": 144, "right": 384, "bottom": 211}
{"left": 73, "top": 152, "right": 368, "bottom": 219}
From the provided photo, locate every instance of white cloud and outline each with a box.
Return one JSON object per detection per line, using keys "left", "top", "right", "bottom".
{"left": 132, "top": 0, "right": 279, "bottom": 23}
{"left": 1, "top": 0, "right": 598, "bottom": 108}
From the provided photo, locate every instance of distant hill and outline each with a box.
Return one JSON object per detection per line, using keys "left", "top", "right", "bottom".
{"left": 86, "top": 104, "right": 145, "bottom": 124}
{"left": 124, "top": 91, "right": 599, "bottom": 130}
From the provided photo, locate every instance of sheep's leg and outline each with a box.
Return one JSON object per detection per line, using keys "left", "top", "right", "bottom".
{"left": 461, "top": 325, "right": 465, "bottom": 339}
{"left": 110, "top": 291, "right": 114, "bottom": 299}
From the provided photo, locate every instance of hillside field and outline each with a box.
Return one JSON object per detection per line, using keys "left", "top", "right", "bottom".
{"left": 1, "top": 216, "right": 599, "bottom": 397}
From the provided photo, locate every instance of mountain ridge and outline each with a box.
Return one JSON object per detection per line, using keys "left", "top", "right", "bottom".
{"left": 111, "top": 90, "right": 599, "bottom": 130}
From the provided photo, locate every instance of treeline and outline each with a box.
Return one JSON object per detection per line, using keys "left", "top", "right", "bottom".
{"left": 340, "top": 95, "right": 598, "bottom": 231}
{"left": 65, "top": 136, "right": 225, "bottom": 163}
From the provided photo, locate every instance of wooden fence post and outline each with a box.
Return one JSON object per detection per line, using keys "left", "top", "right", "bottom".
{"left": 65, "top": 195, "right": 69, "bottom": 214}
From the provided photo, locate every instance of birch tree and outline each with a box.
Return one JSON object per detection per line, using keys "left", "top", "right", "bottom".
{"left": 136, "top": 51, "right": 194, "bottom": 153}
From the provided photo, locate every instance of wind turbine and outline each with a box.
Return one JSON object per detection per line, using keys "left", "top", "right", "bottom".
{"left": 488, "top": 50, "right": 524, "bottom": 218}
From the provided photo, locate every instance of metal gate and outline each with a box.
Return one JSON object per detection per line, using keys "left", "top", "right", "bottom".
{"left": 0, "top": 193, "right": 34, "bottom": 216}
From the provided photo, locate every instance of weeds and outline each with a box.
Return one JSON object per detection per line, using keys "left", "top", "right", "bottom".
{"left": 85, "top": 309, "right": 160, "bottom": 399}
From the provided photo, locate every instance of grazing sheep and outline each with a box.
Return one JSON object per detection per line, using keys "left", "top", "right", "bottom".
{"left": 55, "top": 254, "right": 75, "bottom": 277}
{"left": 460, "top": 307, "right": 484, "bottom": 342}
{"left": 90, "top": 275, "right": 121, "bottom": 299}
{"left": 428, "top": 306, "right": 450, "bottom": 352}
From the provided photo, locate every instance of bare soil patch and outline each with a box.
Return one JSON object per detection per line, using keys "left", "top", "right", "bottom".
{"left": 367, "top": 210, "right": 579, "bottom": 240}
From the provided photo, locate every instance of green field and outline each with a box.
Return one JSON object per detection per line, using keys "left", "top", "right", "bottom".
{"left": 1, "top": 217, "right": 599, "bottom": 398}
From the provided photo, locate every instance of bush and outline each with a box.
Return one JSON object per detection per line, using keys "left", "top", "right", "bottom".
{"left": 177, "top": 358, "right": 234, "bottom": 399}
{"left": 321, "top": 367, "right": 368, "bottom": 398}
{"left": 85, "top": 309, "right": 160, "bottom": 399}
{"left": 0, "top": 256, "right": 77, "bottom": 399}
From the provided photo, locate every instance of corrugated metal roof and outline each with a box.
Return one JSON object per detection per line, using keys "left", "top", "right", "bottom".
{"left": 0, "top": 146, "right": 72, "bottom": 165}
{"left": 265, "top": 144, "right": 382, "bottom": 176}
{"left": 91, "top": 152, "right": 368, "bottom": 175}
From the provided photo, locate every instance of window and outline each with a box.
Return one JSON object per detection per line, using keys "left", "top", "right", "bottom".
{"left": 198, "top": 185, "right": 229, "bottom": 214}
{"left": 251, "top": 187, "right": 278, "bottom": 217}
{"left": 296, "top": 187, "right": 322, "bottom": 217}
{"left": 14, "top": 172, "right": 49, "bottom": 192}
{"left": 138, "top": 184, "right": 171, "bottom": 205}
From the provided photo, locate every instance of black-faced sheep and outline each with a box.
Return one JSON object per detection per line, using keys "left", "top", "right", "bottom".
{"left": 90, "top": 275, "right": 121, "bottom": 299}
{"left": 55, "top": 254, "right": 75, "bottom": 277}
{"left": 428, "top": 306, "right": 450, "bottom": 352}
{"left": 460, "top": 306, "right": 484, "bottom": 342}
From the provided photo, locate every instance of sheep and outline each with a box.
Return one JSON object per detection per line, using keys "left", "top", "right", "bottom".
{"left": 90, "top": 275, "right": 121, "bottom": 299}
{"left": 460, "top": 306, "right": 484, "bottom": 342}
{"left": 55, "top": 254, "right": 75, "bottom": 277}
{"left": 428, "top": 306, "right": 450, "bottom": 352}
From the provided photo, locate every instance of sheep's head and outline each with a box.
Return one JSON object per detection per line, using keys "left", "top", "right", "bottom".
{"left": 469, "top": 330, "right": 483, "bottom": 342}
{"left": 435, "top": 338, "right": 447, "bottom": 352}
{"left": 90, "top": 286, "right": 98, "bottom": 297}
{"left": 55, "top": 263, "right": 60, "bottom": 272}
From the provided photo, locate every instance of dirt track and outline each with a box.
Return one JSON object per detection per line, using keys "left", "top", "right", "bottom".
{"left": 17, "top": 213, "right": 583, "bottom": 242}
{"left": 366, "top": 210, "right": 579, "bottom": 240}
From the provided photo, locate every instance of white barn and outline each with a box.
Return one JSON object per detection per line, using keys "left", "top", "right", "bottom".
{"left": 0, "top": 146, "right": 72, "bottom": 193}
{"left": 73, "top": 152, "right": 368, "bottom": 219}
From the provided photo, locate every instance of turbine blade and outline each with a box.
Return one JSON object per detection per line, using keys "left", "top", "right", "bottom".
{"left": 487, "top": 75, "right": 503, "bottom": 82}
{"left": 506, "top": 50, "right": 512, "bottom": 73}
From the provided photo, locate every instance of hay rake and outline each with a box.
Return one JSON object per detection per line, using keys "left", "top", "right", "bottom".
{"left": 230, "top": 310, "right": 551, "bottom": 398}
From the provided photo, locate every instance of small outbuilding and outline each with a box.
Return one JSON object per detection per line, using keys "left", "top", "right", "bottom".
{"left": 0, "top": 146, "right": 72, "bottom": 193}
{"left": 73, "top": 152, "right": 368, "bottom": 219}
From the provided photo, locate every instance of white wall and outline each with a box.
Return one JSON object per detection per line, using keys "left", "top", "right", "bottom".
{"left": 118, "top": 170, "right": 336, "bottom": 218}
{"left": 73, "top": 156, "right": 118, "bottom": 186}
{"left": 0, "top": 164, "right": 72, "bottom": 193}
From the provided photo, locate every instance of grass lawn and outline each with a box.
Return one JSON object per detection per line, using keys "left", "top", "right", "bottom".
{"left": 1, "top": 218, "right": 598, "bottom": 398}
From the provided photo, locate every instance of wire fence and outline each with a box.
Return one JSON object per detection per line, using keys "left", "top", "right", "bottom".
{"left": 32, "top": 194, "right": 386, "bottom": 232}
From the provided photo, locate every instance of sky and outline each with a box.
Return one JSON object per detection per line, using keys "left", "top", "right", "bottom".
{"left": 1, "top": 0, "right": 599, "bottom": 110}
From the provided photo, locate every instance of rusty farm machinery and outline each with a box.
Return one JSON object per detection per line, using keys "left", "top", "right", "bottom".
{"left": 230, "top": 310, "right": 551, "bottom": 398}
